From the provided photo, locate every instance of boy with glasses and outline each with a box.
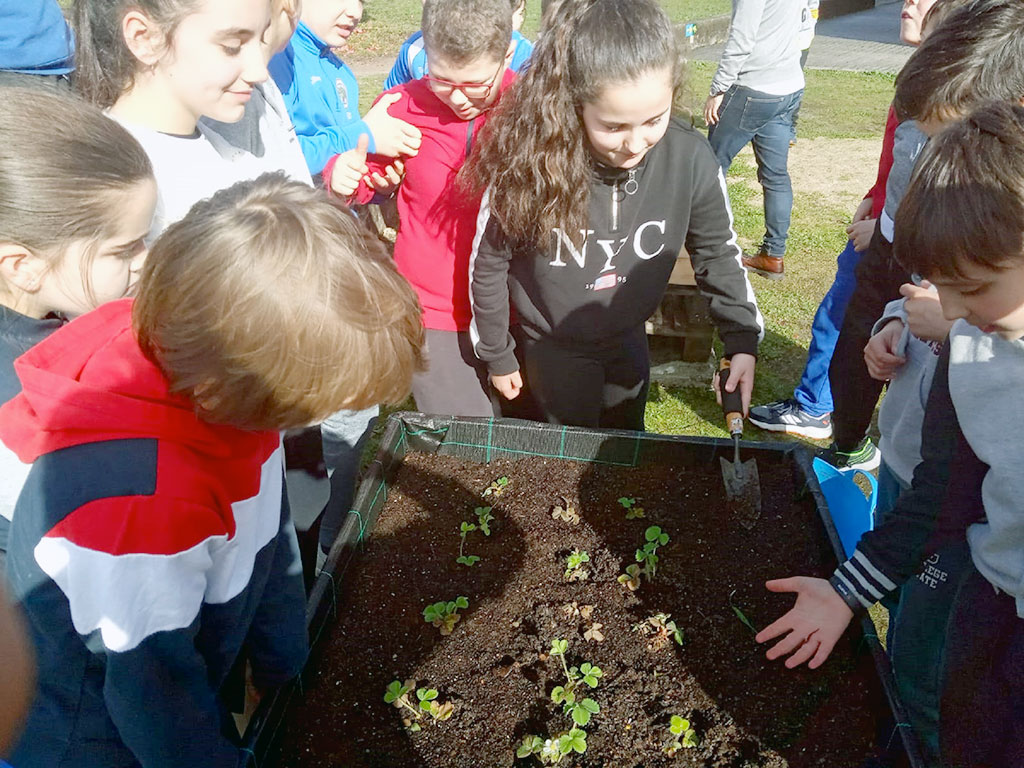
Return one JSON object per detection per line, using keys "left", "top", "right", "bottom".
{"left": 326, "top": 0, "right": 518, "bottom": 417}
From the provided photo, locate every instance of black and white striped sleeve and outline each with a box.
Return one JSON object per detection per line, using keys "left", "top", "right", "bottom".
{"left": 829, "top": 341, "right": 963, "bottom": 612}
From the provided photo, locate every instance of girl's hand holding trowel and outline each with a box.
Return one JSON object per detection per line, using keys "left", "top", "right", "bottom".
{"left": 713, "top": 352, "right": 756, "bottom": 415}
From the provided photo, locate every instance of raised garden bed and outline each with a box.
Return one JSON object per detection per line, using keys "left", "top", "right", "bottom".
{"left": 242, "top": 414, "right": 920, "bottom": 768}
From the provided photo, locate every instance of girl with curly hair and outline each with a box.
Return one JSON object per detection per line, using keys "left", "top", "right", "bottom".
{"left": 462, "top": 0, "right": 763, "bottom": 429}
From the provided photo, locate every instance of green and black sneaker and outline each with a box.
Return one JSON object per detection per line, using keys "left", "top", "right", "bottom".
{"left": 823, "top": 437, "right": 881, "bottom": 472}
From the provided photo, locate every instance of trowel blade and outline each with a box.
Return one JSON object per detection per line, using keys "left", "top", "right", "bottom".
{"left": 719, "top": 456, "right": 762, "bottom": 529}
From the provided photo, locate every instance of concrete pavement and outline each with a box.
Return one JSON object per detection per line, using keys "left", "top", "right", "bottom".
{"left": 689, "top": 0, "right": 913, "bottom": 74}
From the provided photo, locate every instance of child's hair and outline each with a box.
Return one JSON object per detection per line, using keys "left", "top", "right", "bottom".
{"left": 893, "top": 0, "right": 1024, "bottom": 123}
{"left": 422, "top": 0, "right": 512, "bottom": 65}
{"left": 0, "top": 87, "right": 153, "bottom": 304}
{"left": 894, "top": 101, "right": 1024, "bottom": 280}
{"left": 73, "top": 0, "right": 203, "bottom": 108}
{"left": 920, "top": 0, "right": 974, "bottom": 37}
{"left": 133, "top": 173, "right": 425, "bottom": 430}
{"left": 460, "top": 0, "right": 682, "bottom": 249}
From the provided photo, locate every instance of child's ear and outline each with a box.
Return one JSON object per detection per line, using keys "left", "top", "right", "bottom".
{"left": 121, "top": 9, "right": 169, "bottom": 67}
{"left": 0, "top": 244, "right": 47, "bottom": 294}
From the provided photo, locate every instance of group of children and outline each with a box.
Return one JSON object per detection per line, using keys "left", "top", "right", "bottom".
{"left": 1, "top": 0, "right": 1023, "bottom": 765}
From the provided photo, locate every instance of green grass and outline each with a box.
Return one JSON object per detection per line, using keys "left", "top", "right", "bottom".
{"left": 347, "top": 0, "right": 731, "bottom": 61}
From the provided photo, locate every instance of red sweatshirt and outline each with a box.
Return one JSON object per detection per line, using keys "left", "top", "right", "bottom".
{"left": 863, "top": 105, "right": 899, "bottom": 218}
{"left": 325, "top": 70, "right": 516, "bottom": 332}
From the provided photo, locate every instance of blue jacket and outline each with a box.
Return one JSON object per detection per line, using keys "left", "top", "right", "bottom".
{"left": 0, "top": 0, "right": 74, "bottom": 74}
{"left": 2, "top": 300, "right": 308, "bottom": 768}
{"left": 269, "top": 21, "right": 373, "bottom": 175}
{"left": 383, "top": 30, "right": 533, "bottom": 91}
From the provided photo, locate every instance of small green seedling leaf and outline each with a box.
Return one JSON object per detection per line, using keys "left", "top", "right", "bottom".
{"left": 384, "top": 679, "right": 411, "bottom": 704}
{"left": 550, "top": 638, "right": 568, "bottom": 656}
{"left": 484, "top": 476, "right": 509, "bottom": 497}
{"left": 517, "top": 735, "right": 544, "bottom": 758}
{"left": 618, "top": 497, "right": 635, "bottom": 508}
{"left": 460, "top": 522, "right": 477, "bottom": 534}
{"left": 670, "top": 715, "right": 689, "bottom": 735}
{"left": 579, "top": 662, "right": 602, "bottom": 688}
{"left": 729, "top": 589, "right": 757, "bottom": 634}
{"left": 645, "top": 525, "right": 669, "bottom": 546}
{"left": 423, "top": 597, "right": 468, "bottom": 635}
{"left": 567, "top": 728, "right": 588, "bottom": 754}
{"left": 454, "top": 596, "right": 469, "bottom": 610}
{"left": 550, "top": 685, "right": 573, "bottom": 706}
{"left": 416, "top": 688, "right": 438, "bottom": 706}
{"left": 474, "top": 506, "right": 494, "bottom": 536}
{"left": 456, "top": 555, "right": 481, "bottom": 566}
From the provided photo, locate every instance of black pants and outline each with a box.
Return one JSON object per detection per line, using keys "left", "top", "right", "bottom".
{"left": 940, "top": 562, "right": 1024, "bottom": 767}
{"left": 520, "top": 325, "right": 649, "bottom": 430}
{"left": 828, "top": 222, "right": 909, "bottom": 451}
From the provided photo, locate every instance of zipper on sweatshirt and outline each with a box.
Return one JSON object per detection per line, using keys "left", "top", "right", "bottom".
{"left": 610, "top": 169, "right": 638, "bottom": 233}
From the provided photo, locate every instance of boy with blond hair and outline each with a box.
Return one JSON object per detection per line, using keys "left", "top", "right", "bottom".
{"left": 1, "top": 174, "right": 423, "bottom": 768}
{"left": 329, "top": 0, "right": 517, "bottom": 416}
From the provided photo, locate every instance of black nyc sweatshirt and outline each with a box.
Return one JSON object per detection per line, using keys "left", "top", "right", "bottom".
{"left": 468, "top": 117, "right": 764, "bottom": 376}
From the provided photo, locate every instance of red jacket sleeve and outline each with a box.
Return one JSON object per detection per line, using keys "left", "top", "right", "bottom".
{"left": 863, "top": 105, "right": 899, "bottom": 219}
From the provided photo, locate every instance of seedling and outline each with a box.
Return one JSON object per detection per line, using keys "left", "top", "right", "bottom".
{"left": 563, "top": 549, "right": 590, "bottom": 581}
{"left": 551, "top": 496, "right": 580, "bottom": 525}
{"left": 484, "top": 476, "right": 510, "bottom": 497}
{"left": 474, "top": 506, "right": 494, "bottom": 536}
{"left": 457, "top": 521, "right": 480, "bottom": 567}
{"left": 664, "top": 715, "right": 699, "bottom": 755}
{"left": 617, "top": 563, "right": 643, "bottom": 591}
{"left": 384, "top": 679, "right": 424, "bottom": 731}
{"left": 548, "top": 639, "right": 602, "bottom": 725}
{"left": 423, "top": 596, "right": 469, "bottom": 635}
{"left": 416, "top": 687, "right": 454, "bottom": 721}
{"left": 729, "top": 589, "right": 758, "bottom": 635}
{"left": 618, "top": 526, "right": 670, "bottom": 590}
{"left": 516, "top": 729, "right": 588, "bottom": 764}
{"left": 635, "top": 525, "right": 669, "bottom": 578}
{"left": 617, "top": 496, "right": 645, "bottom": 519}
{"left": 648, "top": 613, "right": 683, "bottom": 648}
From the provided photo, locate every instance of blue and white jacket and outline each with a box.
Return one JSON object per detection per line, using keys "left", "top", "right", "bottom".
{"left": 1, "top": 300, "right": 308, "bottom": 768}
{"left": 269, "top": 21, "right": 373, "bottom": 175}
{"left": 383, "top": 29, "right": 534, "bottom": 91}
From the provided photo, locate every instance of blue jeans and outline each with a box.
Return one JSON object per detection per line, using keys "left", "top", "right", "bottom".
{"left": 793, "top": 238, "right": 862, "bottom": 416}
{"left": 707, "top": 85, "right": 803, "bottom": 256}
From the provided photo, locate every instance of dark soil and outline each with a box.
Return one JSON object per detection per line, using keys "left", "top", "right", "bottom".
{"left": 280, "top": 452, "right": 888, "bottom": 767}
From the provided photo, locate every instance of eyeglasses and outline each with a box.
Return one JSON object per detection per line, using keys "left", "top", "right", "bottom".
{"left": 424, "top": 61, "right": 504, "bottom": 100}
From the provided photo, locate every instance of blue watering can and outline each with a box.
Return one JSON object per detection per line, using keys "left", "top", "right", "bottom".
{"left": 811, "top": 457, "right": 878, "bottom": 558}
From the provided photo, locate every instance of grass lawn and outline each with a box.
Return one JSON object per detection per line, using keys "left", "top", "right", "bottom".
{"left": 347, "top": 0, "right": 731, "bottom": 61}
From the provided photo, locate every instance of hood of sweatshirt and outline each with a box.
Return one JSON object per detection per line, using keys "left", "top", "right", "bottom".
{"left": 0, "top": 298, "right": 266, "bottom": 465}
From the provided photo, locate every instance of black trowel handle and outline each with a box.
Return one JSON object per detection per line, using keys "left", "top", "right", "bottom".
{"left": 719, "top": 358, "right": 744, "bottom": 438}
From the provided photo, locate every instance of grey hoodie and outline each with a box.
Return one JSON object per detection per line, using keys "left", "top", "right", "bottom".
{"left": 710, "top": 0, "right": 805, "bottom": 96}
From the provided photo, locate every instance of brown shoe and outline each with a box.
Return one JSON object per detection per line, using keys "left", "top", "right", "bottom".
{"left": 742, "top": 249, "right": 784, "bottom": 280}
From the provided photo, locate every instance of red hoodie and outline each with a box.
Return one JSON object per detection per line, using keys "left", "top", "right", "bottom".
{"left": 325, "top": 70, "right": 516, "bottom": 332}
{"left": 0, "top": 299, "right": 307, "bottom": 766}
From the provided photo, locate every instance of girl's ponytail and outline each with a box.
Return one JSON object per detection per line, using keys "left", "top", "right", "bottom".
{"left": 461, "top": 0, "right": 682, "bottom": 250}
{"left": 72, "top": 0, "right": 201, "bottom": 108}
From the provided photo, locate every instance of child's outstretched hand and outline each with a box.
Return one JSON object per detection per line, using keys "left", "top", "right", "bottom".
{"left": 864, "top": 318, "right": 905, "bottom": 381}
{"left": 490, "top": 371, "right": 523, "bottom": 400}
{"left": 330, "top": 133, "right": 370, "bottom": 199}
{"left": 364, "top": 93, "right": 422, "bottom": 158}
{"left": 901, "top": 281, "right": 952, "bottom": 342}
{"left": 755, "top": 577, "right": 854, "bottom": 669}
{"left": 845, "top": 217, "right": 876, "bottom": 252}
